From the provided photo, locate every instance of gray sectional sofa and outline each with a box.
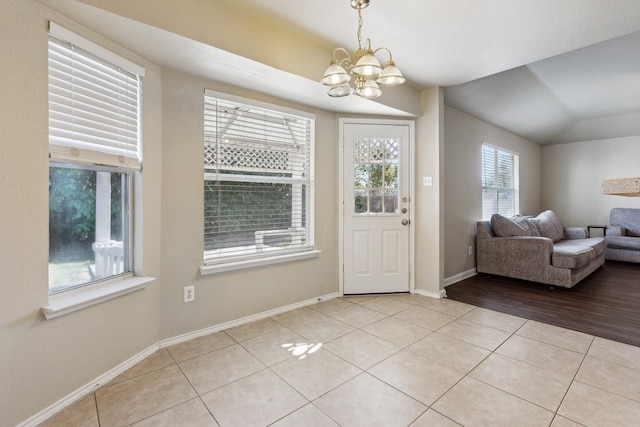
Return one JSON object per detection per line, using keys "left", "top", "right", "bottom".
{"left": 605, "top": 208, "right": 640, "bottom": 263}
{"left": 476, "top": 210, "right": 605, "bottom": 288}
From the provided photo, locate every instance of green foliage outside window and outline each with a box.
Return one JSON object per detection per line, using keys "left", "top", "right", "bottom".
{"left": 49, "top": 167, "right": 123, "bottom": 261}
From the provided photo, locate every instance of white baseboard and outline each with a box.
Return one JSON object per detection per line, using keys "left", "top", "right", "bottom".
{"left": 444, "top": 268, "right": 477, "bottom": 287}
{"left": 159, "top": 292, "right": 340, "bottom": 348}
{"left": 18, "top": 291, "right": 340, "bottom": 427}
{"left": 414, "top": 288, "right": 447, "bottom": 299}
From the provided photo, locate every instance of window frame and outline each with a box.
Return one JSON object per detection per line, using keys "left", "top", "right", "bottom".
{"left": 42, "top": 22, "right": 153, "bottom": 318}
{"left": 201, "top": 91, "right": 318, "bottom": 275}
{"left": 48, "top": 162, "right": 133, "bottom": 295}
{"left": 481, "top": 143, "right": 520, "bottom": 220}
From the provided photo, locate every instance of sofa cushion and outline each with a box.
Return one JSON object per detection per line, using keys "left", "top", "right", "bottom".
{"left": 584, "top": 237, "right": 606, "bottom": 257}
{"left": 531, "top": 210, "right": 564, "bottom": 242}
{"left": 552, "top": 245, "right": 594, "bottom": 269}
{"left": 491, "top": 214, "right": 533, "bottom": 237}
{"left": 555, "top": 237, "right": 605, "bottom": 257}
{"left": 605, "top": 235, "right": 640, "bottom": 251}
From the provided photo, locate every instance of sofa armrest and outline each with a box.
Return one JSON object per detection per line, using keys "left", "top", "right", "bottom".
{"left": 564, "top": 227, "right": 588, "bottom": 240}
{"left": 477, "top": 236, "right": 553, "bottom": 277}
{"left": 605, "top": 226, "right": 625, "bottom": 237}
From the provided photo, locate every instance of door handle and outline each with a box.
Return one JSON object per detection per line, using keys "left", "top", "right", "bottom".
{"left": 401, "top": 219, "right": 409, "bottom": 225}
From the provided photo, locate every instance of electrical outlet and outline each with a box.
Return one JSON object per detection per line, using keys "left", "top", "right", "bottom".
{"left": 468, "top": 245, "right": 473, "bottom": 256}
{"left": 184, "top": 285, "right": 195, "bottom": 303}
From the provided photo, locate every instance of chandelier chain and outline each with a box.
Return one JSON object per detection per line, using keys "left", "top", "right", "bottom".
{"left": 357, "top": 8, "right": 363, "bottom": 50}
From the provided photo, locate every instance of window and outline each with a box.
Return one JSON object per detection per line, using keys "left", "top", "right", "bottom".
{"left": 48, "top": 23, "right": 144, "bottom": 294}
{"left": 481, "top": 143, "right": 519, "bottom": 220}
{"left": 203, "top": 91, "right": 315, "bottom": 267}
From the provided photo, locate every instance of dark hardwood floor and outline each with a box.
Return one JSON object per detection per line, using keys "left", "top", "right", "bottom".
{"left": 445, "top": 261, "right": 640, "bottom": 347}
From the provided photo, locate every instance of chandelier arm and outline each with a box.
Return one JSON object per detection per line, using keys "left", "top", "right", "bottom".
{"left": 333, "top": 47, "right": 351, "bottom": 61}
{"left": 332, "top": 47, "right": 354, "bottom": 70}
{"left": 373, "top": 47, "right": 393, "bottom": 62}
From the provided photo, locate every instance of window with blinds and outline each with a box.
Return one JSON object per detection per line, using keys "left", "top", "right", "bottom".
{"left": 48, "top": 22, "right": 144, "bottom": 294}
{"left": 203, "top": 92, "right": 315, "bottom": 264}
{"left": 481, "top": 144, "right": 519, "bottom": 220}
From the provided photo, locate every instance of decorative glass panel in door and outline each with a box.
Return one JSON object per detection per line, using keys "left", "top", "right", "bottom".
{"left": 353, "top": 137, "right": 399, "bottom": 215}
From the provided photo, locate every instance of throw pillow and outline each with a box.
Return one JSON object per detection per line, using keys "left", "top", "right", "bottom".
{"left": 531, "top": 210, "right": 564, "bottom": 242}
{"left": 491, "top": 213, "right": 531, "bottom": 237}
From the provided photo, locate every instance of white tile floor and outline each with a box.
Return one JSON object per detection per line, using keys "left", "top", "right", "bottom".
{"left": 40, "top": 294, "right": 640, "bottom": 426}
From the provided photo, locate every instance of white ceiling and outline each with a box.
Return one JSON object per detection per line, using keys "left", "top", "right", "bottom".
{"left": 220, "top": 0, "right": 640, "bottom": 86}
{"left": 39, "top": 0, "right": 640, "bottom": 144}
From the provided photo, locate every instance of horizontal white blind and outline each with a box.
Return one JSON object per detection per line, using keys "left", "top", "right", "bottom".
{"left": 482, "top": 144, "right": 519, "bottom": 220}
{"left": 48, "top": 27, "right": 142, "bottom": 170}
{"left": 204, "top": 94, "right": 315, "bottom": 263}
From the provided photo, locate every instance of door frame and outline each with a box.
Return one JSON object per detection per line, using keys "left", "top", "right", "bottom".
{"left": 338, "top": 118, "right": 416, "bottom": 295}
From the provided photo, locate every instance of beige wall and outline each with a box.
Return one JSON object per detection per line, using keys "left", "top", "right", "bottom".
{"left": 72, "top": 0, "right": 333, "bottom": 83}
{"left": 443, "top": 107, "right": 542, "bottom": 280}
{"left": 0, "top": 2, "right": 163, "bottom": 426}
{"left": 414, "top": 88, "right": 445, "bottom": 295}
{"left": 542, "top": 135, "right": 640, "bottom": 227}
{"left": 158, "top": 68, "right": 340, "bottom": 339}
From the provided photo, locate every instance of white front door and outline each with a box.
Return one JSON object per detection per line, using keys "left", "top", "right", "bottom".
{"left": 342, "top": 121, "right": 412, "bottom": 294}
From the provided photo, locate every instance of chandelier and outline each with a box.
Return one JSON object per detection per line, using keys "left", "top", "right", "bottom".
{"left": 321, "top": 0, "right": 406, "bottom": 98}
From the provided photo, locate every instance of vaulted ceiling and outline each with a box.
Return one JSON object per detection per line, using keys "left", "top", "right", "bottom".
{"left": 39, "top": 0, "right": 640, "bottom": 144}
{"left": 444, "top": 30, "right": 640, "bottom": 144}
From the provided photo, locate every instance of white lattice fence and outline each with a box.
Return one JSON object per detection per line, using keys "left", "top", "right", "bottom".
{"left": 205, "top": 141, "right": 303, "bottom": 174}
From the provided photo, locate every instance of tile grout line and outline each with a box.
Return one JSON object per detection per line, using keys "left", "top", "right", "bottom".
{"left": 451, "top": 319, "right": 562, "bottom": 421}
{"left": 550, "top": 334, "right": 596, "bottom": 426}
{"left": 93, "top": 393, "right": 102, "bottom": 427}
{"left": 278, "top": 298, "right": 431, "bottom": 425}
{"left": 353, "top": 298, "right": 503, "bottom": 425}
{"left": 159, "top": 346, "right": 218, "bottom": 427}
{"left": 311, "top": 297, "right": 424, "bottom": 425}
{"left": 423, "top": 310, "right": 519, "bottom": 424}
{"left": 568, "top": 336, "right": 640, "bottom": 406}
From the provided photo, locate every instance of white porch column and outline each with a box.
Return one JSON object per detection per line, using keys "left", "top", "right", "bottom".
{"left": 94, "top": 171, "right": 111, "bottom": 276}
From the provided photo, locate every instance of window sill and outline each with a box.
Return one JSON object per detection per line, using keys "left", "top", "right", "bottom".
{"left": 41, "top": 275, "right": 155, "bottom": 320}
{"left": 200, "top": 250, "right": 321, "bottom": 275}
